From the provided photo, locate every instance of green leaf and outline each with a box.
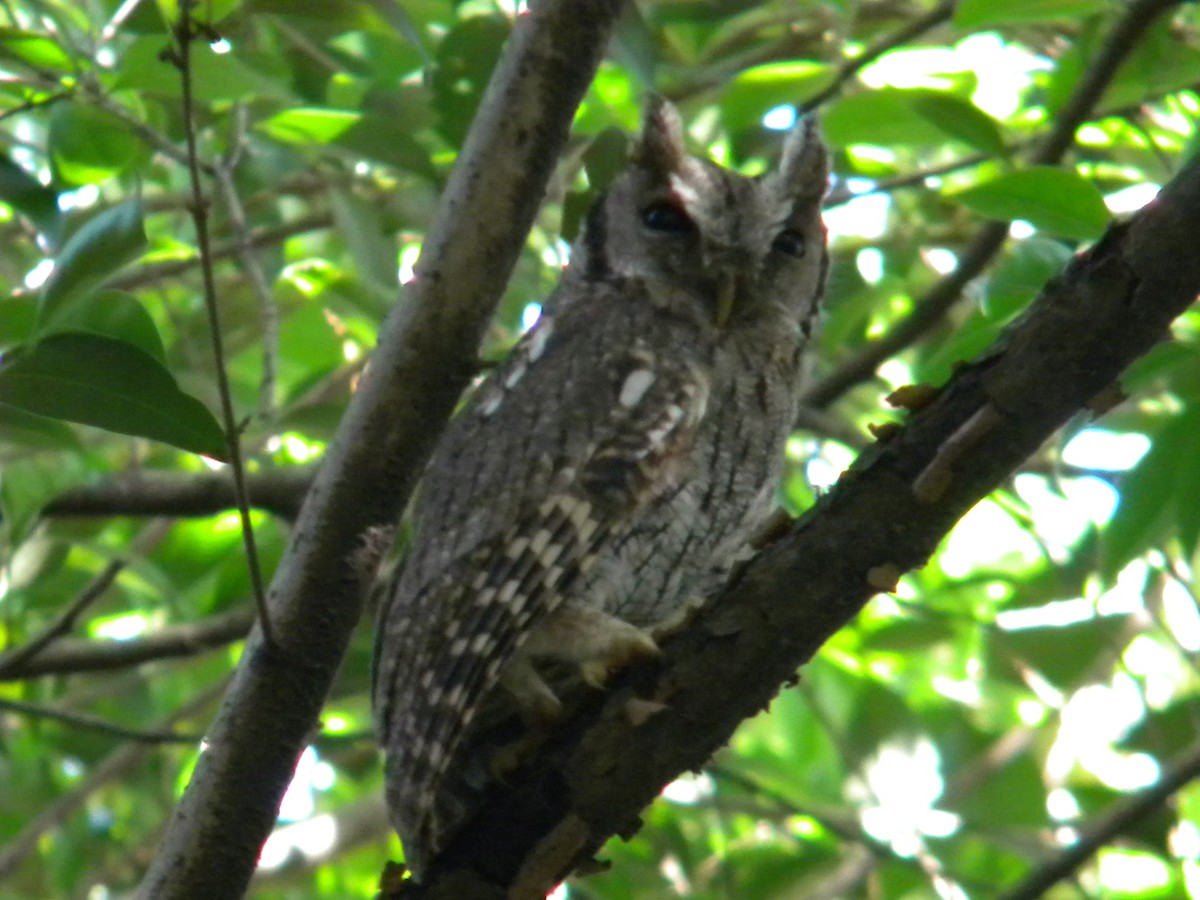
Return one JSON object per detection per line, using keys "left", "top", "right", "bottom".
{"left": 0, "top": 27, "right": 73, "bottom": 72}
{"left": 721, "top": 61, "right": 837, "bottom": 134}
{"left": 862, "top": 618, "right": 959, "bottom": 652}
{"left": 1103, "top": 406, "right": 1200, "bottom": 577}
{"left": 431, "top": 14, "right": 510, "bottom": 146}
{"left": 0, "top": 295, "right": 37, "bottom": 348}
{"left": 260, "top": 108, "right": 361, "bottom": 145}
{"left": 330, "top": 190, "right": 398, "bottom": 294}
{"left": 985, "top": 237, "right": 1074, "bottom": 320}
{"left": 40, "top": 289, "right": 167, "bottom": 363}
{"left": 0, "top": 456, "right": 89, "bottom": 544}
{"left": 38, "top": 200, "right": 148, "bottom": 333}
{"left": 0, "top": 155, "right": 62, "bottom": 246}
{"left": 992, "top": 615, "right": 1134, "bottom": 689}
{"left": 0, "top": 333, "right": 227, "bottom": 459}
{"left": 822, "top": 89, "right": 959, "bottom": 148}
{"left": 909, "top": 92, "right": 1007, "bottom": 156}
{"left": 48, "top": 103, "right": 141, "bottom": 186}
{"left": 335, "top": 114, "right": 438, "bottom": 178}
{"left": 952, "top": 750, "right": 1049, "bottom": 828}
{"left": 0, "top": 404, "right": 82, "bottom": 451}
{"left": 955, "top": 0, "right": 1110, "bottom": 28}
{"left": 948, "top": 167, "right": 1110, "bottom": 240}
{"left": 1102, "top": 18, "right": 1200, "bottom": 112}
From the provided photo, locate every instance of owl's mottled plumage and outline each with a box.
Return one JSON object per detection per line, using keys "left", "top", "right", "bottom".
{"left": 373, "top": 98, "right": 829, "bottom": 879}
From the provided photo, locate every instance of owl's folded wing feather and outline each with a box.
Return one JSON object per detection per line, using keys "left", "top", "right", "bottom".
{"left": 377, "top": 350, "right": 710, "bottom": 878}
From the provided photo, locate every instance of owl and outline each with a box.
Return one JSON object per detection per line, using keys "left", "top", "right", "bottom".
{"left": 373, "top": 97, "right": 829, "bottom": 881}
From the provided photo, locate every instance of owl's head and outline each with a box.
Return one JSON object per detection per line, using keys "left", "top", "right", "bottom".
{"left": 571, "top": 97, "right": 829, "bottom": 329}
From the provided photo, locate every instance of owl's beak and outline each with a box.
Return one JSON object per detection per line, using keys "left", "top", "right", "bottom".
{"left": 714, "top": 272, "right": 736, "bottom": 328}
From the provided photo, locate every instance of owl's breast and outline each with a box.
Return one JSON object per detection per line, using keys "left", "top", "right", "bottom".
{"left": 588, "top": 323, "right": 801, "bottom": 627}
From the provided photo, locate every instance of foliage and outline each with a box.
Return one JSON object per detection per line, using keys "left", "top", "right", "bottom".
{"left": 1, "top": 0, "right": 1199, "bottom": 898}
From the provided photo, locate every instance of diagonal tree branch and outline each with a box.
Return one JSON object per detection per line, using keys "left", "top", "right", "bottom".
{"left": 398, "top": 140, "right": 1200, "bottom": 898}
{"left": 997, "top": 737, "right": 1200, "bottom": 900}
{"left": 135, "top": 3, "right": 629, "bottom": 897}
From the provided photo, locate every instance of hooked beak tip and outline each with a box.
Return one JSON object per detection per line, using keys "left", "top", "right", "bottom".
{"left": 714, "top": 275, "right": 736, "bottom": 327}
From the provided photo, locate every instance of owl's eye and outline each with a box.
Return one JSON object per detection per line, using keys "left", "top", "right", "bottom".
{"left": 772, "top": 228, "right": 806, "bottom": 257}
{"left": 641, "top": 201, "right": 694, "bottom": 234}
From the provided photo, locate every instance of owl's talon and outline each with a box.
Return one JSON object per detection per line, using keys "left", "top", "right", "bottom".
{"left": 489, "top": 733, "right": 542, "bottom": 782}
{"left": 623, "top": 697, "right": 669, "bottom": 726}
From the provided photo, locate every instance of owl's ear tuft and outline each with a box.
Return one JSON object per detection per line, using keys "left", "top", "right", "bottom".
{"left": 775, "top": 115, "right": 829, "bottom": 203}
{"left": 632, "top": 95, "right": 687, "bottom": 175}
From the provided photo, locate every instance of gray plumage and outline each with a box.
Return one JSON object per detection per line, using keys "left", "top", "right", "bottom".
{"left": 373, "top": 97, "right": 829, "bottom": 880}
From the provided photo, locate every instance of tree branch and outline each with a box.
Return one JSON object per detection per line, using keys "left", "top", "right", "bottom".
{"left": 0, "top": 696, "right": 205, "bottom": 744}
{"left": 0, "top": 680, "right": 225, "bottom": 881}
{"left": 997, "top": 737, "right": 1200, "bottom": 900}
{"left": 397, "top": 139, "right": 1200, "bottom": 898}
{"left": 42, "top": 468, "right": 314, "bottom": 521}
{"left": 802, "top": 0, "right": 957, "bottom": 113}
{"left": 0, "top": 559, "right": 125, "bottom": 678}
{"left": 135, "top": 3, "right": 629, "bottom": 897}
{"left": 0, "top": 606, "right": 253, "bottom": 680}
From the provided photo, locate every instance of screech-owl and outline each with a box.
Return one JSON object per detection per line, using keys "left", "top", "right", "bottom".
{"left": 373, "top": 97, "right": 829, "bottom": 880}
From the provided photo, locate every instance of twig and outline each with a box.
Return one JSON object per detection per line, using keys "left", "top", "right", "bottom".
{"left": 215, "top": 103, "right": 281, "bottom": 420}
{"left": 107, "top": 212, "right": 333, "bottom": 291}
{"left": 802, "top": 0, "right": 958, "bottom": 113}
{"left": 802, "top": 221, "right": 1009, "bottom": 407}
{"left": 42, "top": 467, "right": 313, "bottom": 521}
{"left": 0, "top": 519, "right": 173, "bottom": 677}
{"left": 0, "top": 679, "right": 226, "bottom": 881}
{"left": 0, "top": 696, "right": 205, "bottom": 744}
{"left": 997, "top": 738, "right": 1200, "bottom": 900}
{"left": 84, "top": 83, "right": 206, "bottom": 172}
{"left": 824, "top": 151, "right": 991, "bottom": 208}
{"left": 169, "top": 1, "right": 274, "bottom": 648}
{"left": 0, "top": 560, "right": 124, "bottom": 677}
{"left": 0, "top": 606, "right": 254, "bottom": 680}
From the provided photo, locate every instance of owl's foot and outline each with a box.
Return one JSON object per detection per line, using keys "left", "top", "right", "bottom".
{"left": 526, "top": 605, "right": 660, "bottom": 689}
{"left": 500, "top": 654, "right": 564, "bottom": 724}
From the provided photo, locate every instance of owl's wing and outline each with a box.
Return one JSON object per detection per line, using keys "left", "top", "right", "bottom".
{"left": 378, "top": 349, "right": 710, "bottom": 877}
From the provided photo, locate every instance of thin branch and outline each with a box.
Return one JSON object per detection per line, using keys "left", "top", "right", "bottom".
{"left": 99, "top": 0, "right": 147, "bottom": 42}
{"left": 42, "top": 467, "right": 313, "bottom": 521}
{"left": 107, "top": 212, "right": 333, "bottom": 291}
{"left": 802, "top": 0, "right": 1183, "bottom": 410}
{"left": 997, "top": 737, "right": 1200, "bottom": 900}
{"left": 0, "top": 519, "right": 172, "bottom": 678}
{"left": 0, "top": 606, "right": 254, "bottom": 680}
{"left": 802, "top": 0, "right": 958, "bottom": 113}
{"left": 0, "top": 696, "right": 205, "bottom": 744}
{"left": 170, "top": 2, "right": 274, "bottom": 647}
{"left": 802, "top": 221, "right": 1009, "bottom": 407}
{"left": 84, "top": 82, "right": 206, "bottom": 172}
{"left": 215, "top": 103, "right": 281, "bottom": 420}
{"left": 0, "top": 559, "right": 125, "bottom": 677}
{"left": 137, "top": 3, "right": 628, "bottom": 897}
{"left": 0, "top": 679, "right": 226, "bottom": 881}
{"left": 824, "top": 151, "right": 991, "bottom": 208}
